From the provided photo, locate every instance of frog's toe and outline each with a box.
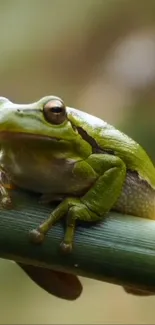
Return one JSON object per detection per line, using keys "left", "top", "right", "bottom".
{"left": 1, "top": 195, "right": 12, "bottom": 209}
{"left": 60, "top": 241, "right": 73, "bottom": 254}
{"left": 29, "top": 229, "right": 45, "bottom": 244}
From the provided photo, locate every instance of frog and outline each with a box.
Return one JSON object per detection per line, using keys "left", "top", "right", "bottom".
{"left": 0, "top": 95, "right": 155, "bottom": 251}
{"left": 0, "top": 95, "right": 155, "bottom": 297}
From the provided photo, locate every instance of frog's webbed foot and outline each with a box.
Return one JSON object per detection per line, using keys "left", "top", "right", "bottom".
{"left": 0, "top": 171, "right": 13, "bottom": 209}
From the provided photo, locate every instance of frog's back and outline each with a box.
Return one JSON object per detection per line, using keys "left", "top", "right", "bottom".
{"left": 68, "top": 107, "right": 155, "bottom": 188}
{"left": 96, "top": 122, "right": 155, "bottom": 188}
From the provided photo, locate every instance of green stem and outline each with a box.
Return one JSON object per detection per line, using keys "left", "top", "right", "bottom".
{"left": 1, "top": 189, "right": 155, "bottom": 292}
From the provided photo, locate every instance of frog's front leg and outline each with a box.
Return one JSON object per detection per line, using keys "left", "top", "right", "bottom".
{"left": 30, "top": 154, "right": 126, "bottom": 253}
{"left": 0, "top": 168, "right": 13, "bottom": 208}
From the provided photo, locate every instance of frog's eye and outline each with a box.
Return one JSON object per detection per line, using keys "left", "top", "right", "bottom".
{"left": 43, "top": 99, "right": 67, "bottom": 125}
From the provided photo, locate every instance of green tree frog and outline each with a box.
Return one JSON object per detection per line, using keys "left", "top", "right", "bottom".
{"left": 0, "top": 95, "right": 155, "bottom": 255}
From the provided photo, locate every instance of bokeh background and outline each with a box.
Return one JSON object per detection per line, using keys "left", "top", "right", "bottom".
{"left": 1, "top": 0, "right": 155, "bottom": 323}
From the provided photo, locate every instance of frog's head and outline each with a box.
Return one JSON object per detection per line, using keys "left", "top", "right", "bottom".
{"left": 0, "top": 96, "right": 93, "bottom": 157}
{"left": 0, "top": 96, "right": 77, "bottom": 139}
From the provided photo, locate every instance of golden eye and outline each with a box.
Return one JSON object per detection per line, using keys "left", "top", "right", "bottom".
{"left": 43, "top": 99, "right": 66, "bottom": 125}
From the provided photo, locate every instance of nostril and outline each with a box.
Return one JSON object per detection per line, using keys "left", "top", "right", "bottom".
{"left": 16, "top": 108, "right": 24, "bottom": 116}
{"left": 17, "top": 108, "right": 22, "bottom": 114}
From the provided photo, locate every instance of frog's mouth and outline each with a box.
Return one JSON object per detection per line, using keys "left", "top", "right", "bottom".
{"left": 0, "top": 131, "right": 59, "bottom": 142}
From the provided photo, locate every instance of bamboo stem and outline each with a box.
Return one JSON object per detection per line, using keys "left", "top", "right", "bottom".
{"left": 0, "top": 189, "right": 155, "bottom": 292}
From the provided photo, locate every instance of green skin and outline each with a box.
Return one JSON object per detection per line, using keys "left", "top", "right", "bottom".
{"left": 0, "top": 95, "right": 155, "bottom": 254}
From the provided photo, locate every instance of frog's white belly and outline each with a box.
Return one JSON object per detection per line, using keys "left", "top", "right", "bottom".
{"left": 0, "top": 148, "right": 95, "bottom": 195}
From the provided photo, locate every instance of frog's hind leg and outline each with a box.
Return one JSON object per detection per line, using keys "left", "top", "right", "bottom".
{"left": 30, "top": 154, "right": 126, "bottom": 253}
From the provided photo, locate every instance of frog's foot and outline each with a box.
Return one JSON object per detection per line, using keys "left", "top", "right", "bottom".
{"left": 29, "top": 227, "right": 73, "bottom": 253}
{"left": 0, "top": 171, "right": 14, "bottom": 209}
{"left": 1, "top": 195, "right": 12, "bottom": 208}
{"left": 0, "top": 183, "right": 12, "bottom": 209}
{"left": 29, "top": 219, "right": 74, "bottom": 253}
{"left": 29, "top": 228, "right": 45, "bottom": 244}
{"left": 60, "top": 241, "right": 73, "bottom": 254}
{"left": 29, "top": 197, "right": 79, "bottom": 248}
{"left": 29, "top": 197, "right": 101, "bottom": 254}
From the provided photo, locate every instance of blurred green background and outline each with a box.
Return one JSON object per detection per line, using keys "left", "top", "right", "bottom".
{"left": 1, "top": 0, "right": 155, "bottom": 323}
